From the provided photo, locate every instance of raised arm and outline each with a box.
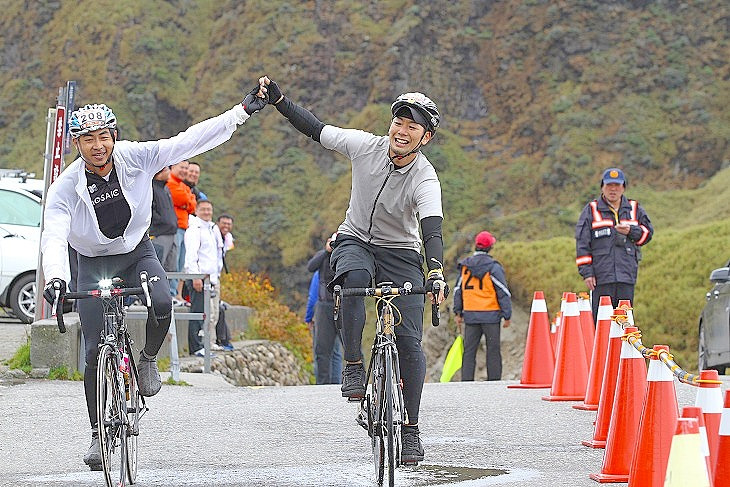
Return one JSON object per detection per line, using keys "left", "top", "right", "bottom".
{"left": 260, "top": 76, "right": 326, "bottom": 143}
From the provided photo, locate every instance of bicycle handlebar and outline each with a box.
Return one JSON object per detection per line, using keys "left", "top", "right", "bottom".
{"left": 333, "top": 282, "right": 440, "bottom": 327}
{"left": 54, "top": 271, "right": 157, "bottom": 334}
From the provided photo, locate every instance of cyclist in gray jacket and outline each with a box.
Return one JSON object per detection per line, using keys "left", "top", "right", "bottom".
{"left": 259, "top": 76, "right": 447, "bottom": 465}
{"left": 40, "top": 90, "right": 267, "bottom": 470}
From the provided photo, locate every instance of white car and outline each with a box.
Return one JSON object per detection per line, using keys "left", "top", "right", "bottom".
{"left": 0, "top": 181, "right": 43, "bottom": 323}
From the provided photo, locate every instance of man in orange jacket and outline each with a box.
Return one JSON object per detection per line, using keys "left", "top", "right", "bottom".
{"left": 167, "top": 160, "right": 196, "bottom": 301}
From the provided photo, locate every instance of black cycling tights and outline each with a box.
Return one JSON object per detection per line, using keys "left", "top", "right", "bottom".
{"left": 340, "top": 269, "right": 426, "bottom": 425}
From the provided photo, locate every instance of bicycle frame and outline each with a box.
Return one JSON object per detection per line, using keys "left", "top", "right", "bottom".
{"left": 333, "top": 281, "right": 439, "bottom": 487}
{"left": 55, "top": 272, "right": 157, "bottom": 487}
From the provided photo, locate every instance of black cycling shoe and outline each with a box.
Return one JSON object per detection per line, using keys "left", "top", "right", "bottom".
{"left": 341, "top": 363, "right": 366, "bottom": 400}
{"left": 83, "top": 430, "right": 102, "bottom": 471}
{"left": 401, "top": 425, "right": 425, "bottom": 465}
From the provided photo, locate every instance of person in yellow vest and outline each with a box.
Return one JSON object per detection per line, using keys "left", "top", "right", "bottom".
{"left": 453, "top": 231, "right": 512, "bottom": 381}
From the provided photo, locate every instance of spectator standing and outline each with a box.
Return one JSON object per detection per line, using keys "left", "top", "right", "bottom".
{"left": 184, "top": 199, "right": 220, "bottom": 356}
{"left": 575, "top": 168, "right": 654, "bottom": 321}
{"left": 149, "top": 166, "right": 178, "bottom": 271}
{"left": 307, "top": 234, "right": 344, "bottom": 384}
{"left": 453, "top": 231, "right": 512, "bottom": 381}
{"left": 212, "top": 213, "right": 235, "bottom": 351}
{"left": 167, "top": 159, "right": 196, "bottom": 302}
{"left": 185, "top": 161, "right": 208, "bottom": 202}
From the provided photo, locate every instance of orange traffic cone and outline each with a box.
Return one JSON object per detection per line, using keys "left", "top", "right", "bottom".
{"left": 681, "top": 406, "right": 713, "bottom": 484}
{"left": 575, "top": 295, "right": 613, "bottom": 411}
{"left": 617, "top": 299, "right": 634, "bottom": 326}
{"left": 552, "top": 292, "right": 569, "bottom": 355}
{"left": 583, "top": 307, "right": 628, "bottom": 448}
{"left": 627, "top": 345, "right": 678, "bottom": 487}
{"left": 542, "top": 292, "right": 588, "bottom": 401}
{"left": 590, "top": 326, "right": 647, "bottom": 482}
{"left": 508, "top": 291, "right": 554, "bottom": 389}
{"left": 550, "top": 312, "right": 560, "bottom": 355}
{"left": 664, "top": 418, "right": 711, "bottom": 487}
{"left": 578, "top": 292, "right": 595, "bottom": 364}
{"left": 696, "top": 369, "right": 724, "bottom": 479}
{"left": 712, "top": 390, "right": 730, "bottom": 487}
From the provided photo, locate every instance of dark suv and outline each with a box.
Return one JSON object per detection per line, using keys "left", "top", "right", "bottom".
{"left": 698, "top": 259, "right": 730, "bottom": 374}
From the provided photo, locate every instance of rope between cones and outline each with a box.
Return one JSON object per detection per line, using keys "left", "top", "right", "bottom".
{"left": 621, "top": 330, "right": 720, "bottom": 386}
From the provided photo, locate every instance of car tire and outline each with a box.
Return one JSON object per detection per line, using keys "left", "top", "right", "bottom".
{"left": 698, "top": 320, "right": 725, "bottom": 373}
{"left": 9, "top": 273, "right": 36, "bottom": 324}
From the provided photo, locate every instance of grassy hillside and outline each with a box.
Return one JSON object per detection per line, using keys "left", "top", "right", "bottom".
{"left": 1, "top": 1, "right": 728, "bottom": 368}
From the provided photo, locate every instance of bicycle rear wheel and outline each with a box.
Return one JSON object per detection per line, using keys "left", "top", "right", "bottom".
{"left": 97, "top": 345, "right": 128, "bottom": 487}
{"left": 370, "top": 351, "right": 385, "bottom": 486}
{"left": 126, "top": 348, "right": 140, "bottom": 484}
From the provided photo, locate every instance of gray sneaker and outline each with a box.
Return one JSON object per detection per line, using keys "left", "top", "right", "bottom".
{"left": 83, "top": 429, "right": 102, "bottom": 470}
{"left": 138, "top": 352, "right": 162, "bottom": 397}
{"left": 341, "top": 363, "right": 366, "bottom": 400}
{"left": 401, "top": 425, "right": 425, "bottom": 465}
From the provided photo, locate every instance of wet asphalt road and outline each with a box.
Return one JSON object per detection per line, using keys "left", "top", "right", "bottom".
{"left": 1, "top": 371, "right": 724, "bottom": 487}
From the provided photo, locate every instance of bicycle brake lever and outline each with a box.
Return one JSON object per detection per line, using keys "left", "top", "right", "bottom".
{"left": 431, "top": 282, "right": 440, "bottom": 327}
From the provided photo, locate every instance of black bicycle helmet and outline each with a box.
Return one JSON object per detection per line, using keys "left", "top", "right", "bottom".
{"left": 391, "top": 92, "right": 440, "bottom": 134}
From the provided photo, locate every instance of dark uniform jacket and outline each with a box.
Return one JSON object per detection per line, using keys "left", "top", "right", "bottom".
{"left": 453, "top": 251, "right": 512, "bottom": 325}
{"left": 307, "top": 249, "right": 335, "bottom": 303}
{"left": 150, "top": 179, "right": 178, "bottom": 237}
{"left": 575, "top": 195, "right": 653, "bottom": 285}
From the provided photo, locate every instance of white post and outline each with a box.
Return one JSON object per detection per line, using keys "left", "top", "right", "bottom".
{"left": 169, "top": 307, "right": 180, "bottom": 381}
{"left": 34, "top": 108, "right": 57, "bottom": 322}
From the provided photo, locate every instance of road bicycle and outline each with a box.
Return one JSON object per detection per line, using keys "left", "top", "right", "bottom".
{"left": 333, "top": 281, "right": 440, "bottom": 487}
{"left": 53, "top": 271, "right": 157, "bottom": 487}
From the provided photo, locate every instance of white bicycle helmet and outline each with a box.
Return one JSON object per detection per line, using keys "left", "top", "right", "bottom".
{"left": 391, "top": 92, "right": 440, "bottom": 133}
{"left": 68, "top": 104, "right": 117, "bottom": 138}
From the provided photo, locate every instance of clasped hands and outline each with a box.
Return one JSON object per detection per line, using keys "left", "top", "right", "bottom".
{"left": 241, "top": 75, "right": 283, "bottom": 115}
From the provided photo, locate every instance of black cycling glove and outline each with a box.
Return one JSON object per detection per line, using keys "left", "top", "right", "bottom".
{"left": 242, "top": 85, "right": 268, "bottom": 115}
{"left": 43, "top": 278, "right": 67, "bottom": 305}
{"left": 426, "top": 270, "right": 450, "bottom": 298}
{"left": 266, "top": 79, "right": 283, "bottom": 105}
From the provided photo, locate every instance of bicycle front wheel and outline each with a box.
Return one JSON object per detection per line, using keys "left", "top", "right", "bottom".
{"left": 384, "top": 347, "right": 402, "bottom": 487}
{"left": 97, "top": 345, "right": 128, "bottom": 487}
{"left": 126, "top": 347, "right": 140, "bottom": 485}
{"left": 370, "top": 351, "right": 385, "bottom": 486}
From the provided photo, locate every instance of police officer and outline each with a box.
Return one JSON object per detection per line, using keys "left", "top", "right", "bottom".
{"left": 454, "top": 231, "right": 512, "bottom": 381}
{"left": 575, "top": 168, "right": 654, "bottom": 321}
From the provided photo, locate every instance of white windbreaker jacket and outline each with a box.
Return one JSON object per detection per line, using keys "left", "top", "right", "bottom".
{"left": 41, "top": 104, "right": 249, "bottom": 283}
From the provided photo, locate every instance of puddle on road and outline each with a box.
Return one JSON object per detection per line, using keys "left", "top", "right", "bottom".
{"left": 418, "top": 464, "right": 507, "bottom": 483}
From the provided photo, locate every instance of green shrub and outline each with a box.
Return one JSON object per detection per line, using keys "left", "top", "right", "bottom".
{"left": 220, "top": 271, "right": 313, "bottom": 378}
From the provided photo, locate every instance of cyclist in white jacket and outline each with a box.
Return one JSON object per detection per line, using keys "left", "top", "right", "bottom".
{"left": 40, "top": 88, "right": 267, "bottom": 470}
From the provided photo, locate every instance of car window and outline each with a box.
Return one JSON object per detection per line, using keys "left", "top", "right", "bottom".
{"left": 0, "top": 189, "right": 41, "bottom": 226}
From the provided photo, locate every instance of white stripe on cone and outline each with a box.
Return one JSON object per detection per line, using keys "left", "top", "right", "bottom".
{"left": 531, "top": 298, "right": 547, "bottom": 313}
{"left": 720, "top": 407, "right": 730, "bottom": 435}
{"left": 646, "top": 356, "right": 674, "bottom": 382}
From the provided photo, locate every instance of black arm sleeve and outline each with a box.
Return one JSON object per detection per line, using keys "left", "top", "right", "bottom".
{"left": 275, "top": 97, "right": 326, "bottom": 143}
{"left": 420, "top": 216, "right": 444, "bottom": 271}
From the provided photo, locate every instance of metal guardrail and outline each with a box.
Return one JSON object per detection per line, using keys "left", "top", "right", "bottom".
{"left": 125, "top": 272, "right": 213, "bottom": 375}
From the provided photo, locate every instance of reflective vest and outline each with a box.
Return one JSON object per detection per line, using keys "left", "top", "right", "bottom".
{"left": 460, "top": 266, "right": 500, "bottom": 312}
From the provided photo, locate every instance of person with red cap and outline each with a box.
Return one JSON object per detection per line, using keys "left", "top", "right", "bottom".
{"left": 575, "top": 168, "right": 654, "bottom": 321}
{"left": 453, "top": 230, "right": 512, "bottom": 381}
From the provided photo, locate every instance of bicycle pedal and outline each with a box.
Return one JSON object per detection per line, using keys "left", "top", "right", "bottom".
{"left": 88, "top": 463, "right": 103, "bottom": 472}
{"left": 346, "top": 396, "right": 363, "bottom": 402}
